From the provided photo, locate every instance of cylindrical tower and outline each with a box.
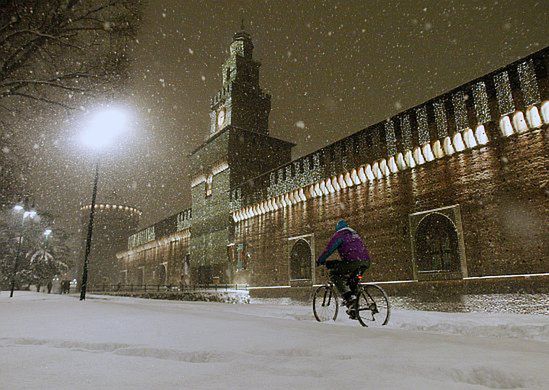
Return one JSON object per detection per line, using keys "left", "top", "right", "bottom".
{"left": 78, "top": 203, "right": 141, "bottom": 288}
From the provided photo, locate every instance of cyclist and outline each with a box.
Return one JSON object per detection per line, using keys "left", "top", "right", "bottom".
{"left": 316, "top": 219, "right": 371, "bottom": 318}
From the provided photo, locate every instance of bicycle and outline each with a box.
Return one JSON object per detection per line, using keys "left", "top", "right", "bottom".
{"left": 312, "top": 271, "right": 390, "bottom": 327}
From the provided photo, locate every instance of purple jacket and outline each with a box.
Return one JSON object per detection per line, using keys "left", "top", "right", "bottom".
{"left": 317, "top": 227, "right": 370, "bottom": 265}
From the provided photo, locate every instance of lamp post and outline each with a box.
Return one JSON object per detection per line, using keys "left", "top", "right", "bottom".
{"left": 78, "top": 106, "right": 130, "bottom": 301}
{"left": 10, "top": 198, "right": 37, "bottom": 297}
{"left": 80, "top": 161, "right": 99, "bottom": 300}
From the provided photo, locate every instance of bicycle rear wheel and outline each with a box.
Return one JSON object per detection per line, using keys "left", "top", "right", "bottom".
{"left": 313, "top": 285, "right": 339, "bottom": 322}
{"left": 355, "top": 284, "right": 390, "bottom": 327}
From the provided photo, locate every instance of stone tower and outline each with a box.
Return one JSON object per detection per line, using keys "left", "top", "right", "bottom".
{"left": 189, "top": 28, "right": 294, "bottom": 284}
{"left": 78, "top": 203, "right": 141, "bottom": 288}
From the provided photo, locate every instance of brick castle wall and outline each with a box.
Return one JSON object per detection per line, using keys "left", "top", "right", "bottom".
{"left": 115, "top": 47, "right": 548, "bottom": 291}
{"left": 233, "top": 126, "right": 547, "bottom": 287}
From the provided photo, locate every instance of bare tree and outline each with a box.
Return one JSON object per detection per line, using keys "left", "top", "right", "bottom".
{"left": 0, "top": 0, "right": 143, "bottom": 206}
{"left": 0, "top": 0, "right": 142, "bottom": 113}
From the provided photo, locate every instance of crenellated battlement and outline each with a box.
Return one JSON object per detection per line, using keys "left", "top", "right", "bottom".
{"left": 230, "top": 47, "right": 548, "bottom": 221}
{"left": 128, "top": 207, "right": 193, "bottom": 250}
{"left": 210, "top": 84, "right": 232, "bottom": 108}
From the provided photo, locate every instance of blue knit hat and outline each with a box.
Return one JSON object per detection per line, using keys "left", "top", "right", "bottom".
{"left": 336, "top": 219, "right": 348, "bottom": 231}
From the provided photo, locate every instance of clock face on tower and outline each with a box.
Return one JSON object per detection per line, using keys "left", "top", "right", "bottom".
{"left": 217, "top": 108, "right": 226, "bottom": 128}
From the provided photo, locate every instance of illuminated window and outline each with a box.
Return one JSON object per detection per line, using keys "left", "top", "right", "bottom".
{"left": 205, "top": 174, "right": 213, "bottom": 197}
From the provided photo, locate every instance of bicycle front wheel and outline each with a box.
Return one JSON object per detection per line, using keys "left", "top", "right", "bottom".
{"left": 313, "top": 285, "right": 339, "bottom": 322}
{"left": 355, "top": 284, "right": 390, "bottom": 327}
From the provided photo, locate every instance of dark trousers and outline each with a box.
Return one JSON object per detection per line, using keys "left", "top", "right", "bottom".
{"left": 327, "top": 260, "right": 370, "bottom": 301}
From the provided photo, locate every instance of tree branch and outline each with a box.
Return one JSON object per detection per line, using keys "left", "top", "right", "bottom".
{"left": 8, "top": 92, "right": 76, "bottom": 110}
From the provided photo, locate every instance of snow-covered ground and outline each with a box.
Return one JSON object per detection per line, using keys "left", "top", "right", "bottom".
{"left": 1, "top": 292, "right": 547, "bottom": 389}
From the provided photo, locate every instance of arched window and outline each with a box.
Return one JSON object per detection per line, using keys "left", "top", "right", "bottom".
{"left": 415, "top": 213, "right": 460, "bottom": 273}
{"left": 290, "top": 239, "right": 312, "bottom": 280}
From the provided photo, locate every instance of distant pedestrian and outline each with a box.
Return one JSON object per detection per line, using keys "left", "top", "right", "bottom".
{"left": 47, "top": 281, "right": 53, "bottom": 294}
{"left": 60, "top": 280, "right": 70, "bottom": 294}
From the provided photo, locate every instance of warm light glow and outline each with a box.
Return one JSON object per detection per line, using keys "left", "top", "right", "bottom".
{"left": 475, "top": 125, "right": 489, "bottom": 145}
{"left": 542, "top": 101, "right": 549, "bottom": 124}
{"left": 371, "top": 162, "right": 381, "bottom": 179}
{"left": 80, "top": 106, "right": 131, "bottom": 150}
{"left": 284, "top": 193, "right": 291, "bottom": 206}
{"left": 463, "top": 128, "right": 477, "bottom": 148}
{"left": 338, "top": 175, "right": 347, "bottom": 189}
{"left": 364, "top": 164, "right": 374, "bottom": 181}
{"left": 443, "top": 137, "right": 455, "bottom": 155}
{"left": 396, "top": 153, "right": 407, "bottom": 169}
{"left": 289, "top": 191, "right": 295, "bottom": 204}
{"left": 526, "top": 106, "right": 542, "bottom": 129}
{"left": 332, "top": 176, "right": 341, "bottom": 191}
{"left": 351, "top": 169, "right": 361, "bottom": 185}
{"left": 314, "top": 183, "right": 322, "bottom": 197}
{"left": 320, "top": 181, "right": 329, "bottom": 195}
{"left": 452, "top": 132, "right": 465, "bottom": 152}
{"left": 388, "top": 157, "right": 399, "bottom": 173}
{"left": 344, "top": 172, "right": 354, "bottom": 186}
{"left": 326, "top": 179, "right": 335, "bottom": 193}
{"left": 422, "top": 144, "right": 435, "bottom": 162}
{"left": 499, "top": 115, "right": 514, "bottom": 137}
{"left": 379, "top": 159, "right": 390, "bottom": 176}
{"left": 358, "top": 167, "right": 367, "bottom": 183}
{"left": 432, "top": 140, "right": 445, "bottom": 159}
{"left": 404, "top": 150, "right": 416, "bottom": 168}
{"left": 286, "top": 193, "right": 293, "bottom": 205}
{"left": 413, "top": 147, "right": 425, "bottom": 165}
{"left": 512, "top": 111, "right": 528, "bottom": 133}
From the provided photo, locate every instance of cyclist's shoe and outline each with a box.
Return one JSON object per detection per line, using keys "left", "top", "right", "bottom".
{"left": 346, "top": 305, "right": 357, "bottom": 320}
{"left": 342, "top": 293, "right": 356, "bottom": 307}
{"left": 345, "top": 297, "right": 357, "bottom": 320}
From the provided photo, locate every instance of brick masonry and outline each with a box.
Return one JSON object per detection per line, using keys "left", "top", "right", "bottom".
{"left": 114, "top": 32, "right": 548, "bottom": 296}
{"left": 233, "top": 126, "right": 548, "bottom": 287}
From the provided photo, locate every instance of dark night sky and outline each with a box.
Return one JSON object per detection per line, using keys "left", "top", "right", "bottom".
{"left": 24, "top": 0, "right": 548, "bottom": 230}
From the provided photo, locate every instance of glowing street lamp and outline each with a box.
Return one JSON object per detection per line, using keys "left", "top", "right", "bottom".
{"left": 79, "top": 106, "right": 131, "bottom": 301}
{"left": 10, "top": 198, "right": 37, "bottom": 297}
